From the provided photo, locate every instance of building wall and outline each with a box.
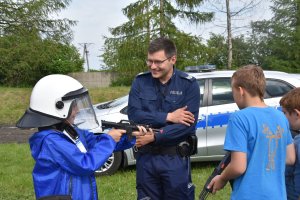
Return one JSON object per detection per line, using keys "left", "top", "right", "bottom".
{"left": 68, "top": 72, "right": 118, "bottom": 88}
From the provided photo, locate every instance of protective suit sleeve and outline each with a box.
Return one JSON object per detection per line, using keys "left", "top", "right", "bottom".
{"left": 42, "top": 132, "right": 116, "bottom": 176}
{"left": 114, "top": 134, "right": 136, "bottom": 152}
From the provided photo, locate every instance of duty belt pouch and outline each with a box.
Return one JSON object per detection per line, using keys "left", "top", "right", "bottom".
{"left": 188, "top": 134, "right": 198, "bottom": 155}
{"left": 177, "top": 135, "right": 198, "bottom": 157}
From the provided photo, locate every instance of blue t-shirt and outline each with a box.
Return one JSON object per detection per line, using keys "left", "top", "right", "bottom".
{"left": 286, "top": 134, "right": 300, "bottom": 200}
{"left": 224, "top": 106, "right": 293, "bottom": 200}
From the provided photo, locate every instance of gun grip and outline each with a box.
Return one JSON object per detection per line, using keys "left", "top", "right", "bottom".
{"left": 126, "top": 127, "right": 133, "bottom": 140}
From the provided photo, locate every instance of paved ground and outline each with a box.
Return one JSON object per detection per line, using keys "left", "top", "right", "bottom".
{"left": 0, "top": 126, "right": 37, "bottom": 143}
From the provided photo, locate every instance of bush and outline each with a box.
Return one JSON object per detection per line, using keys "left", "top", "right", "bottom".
{"left": 0, "top": 34, "right": 84, "bottom": 87}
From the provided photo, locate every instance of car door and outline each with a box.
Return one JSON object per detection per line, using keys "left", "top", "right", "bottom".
{"left": 206, "top": 77, "right": 238, "bottom": 157}
{"left": 195, "top": 79, "right": 209, "bottom": 157}
{"left": 203, "top": 77, "right": 296, "bottom": 158}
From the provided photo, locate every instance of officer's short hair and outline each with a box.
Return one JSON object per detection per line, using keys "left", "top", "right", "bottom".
{"left": 148, "top": 37, "right": 177, "bottom": 57}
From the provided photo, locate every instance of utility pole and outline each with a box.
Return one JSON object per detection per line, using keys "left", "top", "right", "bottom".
{"left": 226, "top": 0, "right": 232, "bottom": 69}
{"left": 79, "top": 43, "right": 93, "bottom": 72}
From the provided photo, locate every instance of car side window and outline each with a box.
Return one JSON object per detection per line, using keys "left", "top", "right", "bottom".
{"left": 197, "top": 79, "right": 205, "bottom": 106}
{"left": 212, "top": 78, "right": 234, "bottom": 105}
{"left": 265, "top": 79, "right": 294, "bottom": 98}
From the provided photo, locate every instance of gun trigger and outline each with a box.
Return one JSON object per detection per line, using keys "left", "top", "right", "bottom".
{"left": 133, "top": 145, "right": 138, "bottom": 152}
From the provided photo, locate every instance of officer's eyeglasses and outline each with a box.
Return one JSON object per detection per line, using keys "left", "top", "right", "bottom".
{"left": 146, "top": 56, "right": 172, "bottom": 66}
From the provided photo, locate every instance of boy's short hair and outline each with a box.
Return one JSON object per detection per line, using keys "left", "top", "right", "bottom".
{"left": 148, "top": 37, "right": 177, "bottom": 57}
{"left": 280, "top": 87, "right": 300, "bottom": 114}
{"left": 232, "top": 64, "right": 266, "bottom": 100}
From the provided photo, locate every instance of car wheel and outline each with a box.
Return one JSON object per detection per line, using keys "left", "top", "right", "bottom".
{"left": 95, "top": 151, "right": 122, "bottom": 176}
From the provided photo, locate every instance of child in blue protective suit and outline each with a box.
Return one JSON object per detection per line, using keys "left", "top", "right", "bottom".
{"left": 17, "top": 74, "right": 147, "bottom": 200}
{"left": 207, "top": 65, "right": 296, "bottom": 200}
{"left": 280, "top": 88, "right": 300, "bottom": 200}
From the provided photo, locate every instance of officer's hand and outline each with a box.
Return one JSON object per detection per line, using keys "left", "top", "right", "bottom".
{"left": 135, "top": 129, "right": 154, "bottom": 147}
{"left": 207, "top": 175, "right": 227, "bottom": 194}
{"left": 107, "top": 128, "right": 126, "bottom": 142}
{"left": 132, "top": 125, "right": 148, "bottom": 136}
{"left": 167, "top": 105, "right": 195, "bottom": 126}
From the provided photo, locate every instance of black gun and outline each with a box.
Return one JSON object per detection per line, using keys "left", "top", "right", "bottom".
{"left": 199, "top": 152, "right": 231, "bottom": 200}
{"left": 101, "top": 120, "right": 158, "bottom": 140}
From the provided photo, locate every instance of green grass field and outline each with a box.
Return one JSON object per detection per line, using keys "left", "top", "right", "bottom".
{"left": 0, "top": 86, "right": 130, "bottom": 126}
{"left": 0, "top": 87, "right": 231, "bottom": 199}
{"left": 0, "top": 144, "right": 231, "bottom": 199}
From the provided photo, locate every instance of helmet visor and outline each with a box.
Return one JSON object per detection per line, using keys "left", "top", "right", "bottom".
{"left": 68, "top": 93, "right": 99, "bottom": 130}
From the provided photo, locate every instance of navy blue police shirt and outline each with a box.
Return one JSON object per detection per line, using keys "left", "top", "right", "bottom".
{"left": 128, "top": 68, "right": 200, "bottom": 146}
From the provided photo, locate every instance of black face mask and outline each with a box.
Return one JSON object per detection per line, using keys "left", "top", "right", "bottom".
{"left": 38, "top": 122, "right": 79, "bottom": 140}
{"left": 61, "top": 122, "right": 79, "bottom": 140}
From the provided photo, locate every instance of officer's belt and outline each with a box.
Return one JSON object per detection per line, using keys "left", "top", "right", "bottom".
{"left": 137, "top": 145, "right": 177, "bottom": 155}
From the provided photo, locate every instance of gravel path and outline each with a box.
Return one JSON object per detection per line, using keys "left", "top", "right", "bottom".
{"left": 0, "top": 126, "right": 37, "bottom": 143}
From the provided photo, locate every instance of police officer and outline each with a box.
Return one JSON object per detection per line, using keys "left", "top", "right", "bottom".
{"left": 128, "top": 37, "right": 200, "bottom": 200}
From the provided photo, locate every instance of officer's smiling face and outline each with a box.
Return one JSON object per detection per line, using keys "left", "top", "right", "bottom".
{"left": 147, "top": 50, "right": 176, "bottom": 84}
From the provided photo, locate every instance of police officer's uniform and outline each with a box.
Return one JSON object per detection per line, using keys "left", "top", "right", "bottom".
{"left": 128, "top": 68, "right": 200, "bottom": 200}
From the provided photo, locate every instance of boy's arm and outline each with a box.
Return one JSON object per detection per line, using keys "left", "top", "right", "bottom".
{"left": 286, "top": 143, "right": 296, "bottom": 165}
{"left": 219, "top": 151, "right": 247, "bottom": 181}
{"left": 207, "top": 151, "right": 246, "bottom": 194}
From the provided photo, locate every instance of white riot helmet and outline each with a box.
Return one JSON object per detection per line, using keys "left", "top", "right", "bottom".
{"left": 17, "top": 74, "right": 99, "bottom": 130}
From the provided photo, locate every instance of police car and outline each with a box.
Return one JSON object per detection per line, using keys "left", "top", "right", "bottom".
{"left": 93, "top": 69, "right": 300, "bottom": 175}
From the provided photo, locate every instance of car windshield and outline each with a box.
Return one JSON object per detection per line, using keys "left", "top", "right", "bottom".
{"left": 96, "top": 95, "right": 128, "bottom": 109}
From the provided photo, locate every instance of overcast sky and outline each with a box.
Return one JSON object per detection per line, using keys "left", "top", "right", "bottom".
{"left": 58, "top": 1, "right": 273, "bottom": 71}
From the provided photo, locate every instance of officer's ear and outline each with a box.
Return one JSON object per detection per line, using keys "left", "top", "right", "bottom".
{"left": 170, "top": 55, "right": 176, "bottom": 64}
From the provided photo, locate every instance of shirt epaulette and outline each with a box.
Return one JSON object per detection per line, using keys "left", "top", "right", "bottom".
{"left": 178, "top": 71, "right": 195, "bottom": 82}
{"left": 136, "top": 71, "right": 151, "bottom": 77}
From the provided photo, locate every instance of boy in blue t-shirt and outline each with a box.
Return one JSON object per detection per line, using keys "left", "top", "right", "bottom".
{"left": 207, "top": 65, "right": 296, "bottom": 200}
{"left": 280, "top": 88, "right": 300, "bottom": 200}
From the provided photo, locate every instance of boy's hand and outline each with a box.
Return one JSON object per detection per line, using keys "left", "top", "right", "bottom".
{"left": 107, "top": 129, "right": 126, "bottom": 142}
{"left": 207, "top": 175, "right": 228, "bottom": 194}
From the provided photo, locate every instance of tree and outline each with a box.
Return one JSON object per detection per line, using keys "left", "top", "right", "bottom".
{"left": 0, "top": 0, "right": 84, "bottom": 86}
{"left": 250, "top": 0, "right": 300, "bottom": 72}
{"left": 0, "top": 32, "right": 83, "bottom": 86}
{"left": 206, "top": 0, "right": 267, "bottom": 69}
{"left": 206, "top": 33, "right": 227, "bottom": 68}
{"left": 206, "top": 33, "right": 253, "bottom": 68}
{"left": 102, "top": 0, "right": 213, "bottom": 85}
{"left": 0, "top": 0, "right": 76, "bottom": 42}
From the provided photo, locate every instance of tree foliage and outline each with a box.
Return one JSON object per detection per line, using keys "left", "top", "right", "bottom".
{"left": 206, "top": 33, "right": 254, "bottom": 69}
{"left": 250, "top": 0, "right": 300, "bottom": 72}
{"left": 0, "top": 0, "right": 84, "bottom": 86}
{"left": 0, "top": 0, "right": 76, "bottom": 42}
{"left": 102, "top": 0, "right": 213, "bottom": 85}
{"left": 0, "top": 32, "right": 83, "bottom": 86}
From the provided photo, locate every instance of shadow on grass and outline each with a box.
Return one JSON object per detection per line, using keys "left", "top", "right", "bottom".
{"left": 118, "top": 160, "right": 220, "bottom": 173}
{"left": 191, "top": 160, "right": 219, "bottom": 169}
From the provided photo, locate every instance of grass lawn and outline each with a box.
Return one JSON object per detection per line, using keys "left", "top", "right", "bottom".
{"left": 0, "top": 87, "right": 231, "bottom": 199}
{"left": 0, "top": 143, "right": 231, "bottom": 200}
{"left": 0, "top": 86, "right": 130, "bottom": 126}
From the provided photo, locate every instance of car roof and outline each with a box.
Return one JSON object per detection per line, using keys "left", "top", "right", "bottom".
{"left": 188, "top": 70, "right": 293, "bottom": 79}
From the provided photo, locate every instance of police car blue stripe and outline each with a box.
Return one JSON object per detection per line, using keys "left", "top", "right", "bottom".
{"left": 196, "top": 106, "right": 282, "bottom": 129}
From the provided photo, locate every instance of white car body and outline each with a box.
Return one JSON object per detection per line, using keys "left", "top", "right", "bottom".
{"left": 93, "top": 70, "right": 300, "bottom": 175}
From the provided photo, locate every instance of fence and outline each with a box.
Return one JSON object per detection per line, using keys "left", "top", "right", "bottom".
{"left": 68, "top": 72, "right": 118, "bottom": 88}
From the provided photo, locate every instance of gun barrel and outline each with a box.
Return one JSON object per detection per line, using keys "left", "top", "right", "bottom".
{"left": 199, "top": 190, "right": 209, "bottom": 200}
{"left": 198, "top": 152, "right": 231, "bottom": 200}
{"left": 101, "top": 120, "right": 159, "bottom": 133}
